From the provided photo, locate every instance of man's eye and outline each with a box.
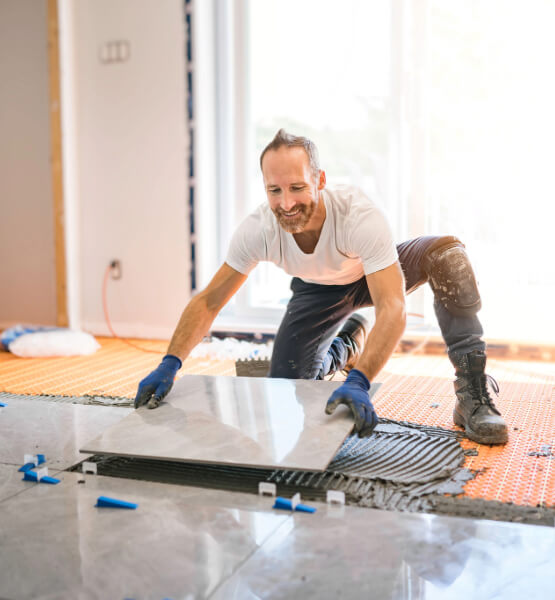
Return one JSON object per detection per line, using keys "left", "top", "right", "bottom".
{"left": 291, "top": 186, "right": 305, "bottom": 191}
{"left": 269, "top": 189, "right": 281, "bottom": 195}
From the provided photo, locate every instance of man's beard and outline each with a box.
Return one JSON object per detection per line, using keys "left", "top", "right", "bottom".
{"left": 273, "top": 202, "right": 315, "bottom": 233}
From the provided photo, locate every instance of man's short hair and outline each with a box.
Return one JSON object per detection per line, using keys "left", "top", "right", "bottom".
{"left": 259, "top": 129, "right": 320, "bottom": 177}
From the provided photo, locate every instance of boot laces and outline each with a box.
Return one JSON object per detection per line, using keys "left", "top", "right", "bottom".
{"left": 471, "top": 373, "right": 501, "bottom": 415}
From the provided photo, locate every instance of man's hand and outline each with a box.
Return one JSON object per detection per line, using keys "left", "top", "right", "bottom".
{"left": 134, "top": 355, "right": 182, "bottom": 409}
{"left": 325, "top": 369, "right": 378, "bottom": 437}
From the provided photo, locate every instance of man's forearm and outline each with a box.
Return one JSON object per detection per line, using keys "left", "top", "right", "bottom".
{"left": 355, "top": 301, "right": 406, "bottom": 382}
{"left": 166, "top": 294, "right": 218, "bottom": 363}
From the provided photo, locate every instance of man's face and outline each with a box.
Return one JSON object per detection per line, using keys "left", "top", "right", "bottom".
{"left": 262, "top": 146, "right": 324, "bottom": 234}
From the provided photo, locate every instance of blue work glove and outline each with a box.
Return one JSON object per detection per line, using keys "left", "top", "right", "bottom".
{"left": 134, "top": 354, "right": 182, "bottom": 409}
{"left": 325, "top": 369, "right": 378, "bottom": 437}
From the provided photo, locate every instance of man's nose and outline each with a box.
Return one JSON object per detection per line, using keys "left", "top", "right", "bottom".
{"left": 281, "top": 192, "right": 296, "bottom": 211}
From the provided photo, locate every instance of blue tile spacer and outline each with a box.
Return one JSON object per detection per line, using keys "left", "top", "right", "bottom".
{"left": 0, "top": 402, "right": 7, "bottom": 407}
{"left": 23, "top": 471, "right": 38, "bottom": 482}
{"left": 273, "top": 497, "right": 317, "bottom": 513}
{"left": 273, "top": 496, "right": 293, "bottom": 511}
{"left": 96, "top": 496, "right": 138, "bottom": 509}
{"left": 295, "top": 503, "right": 317, "bottom": 513}
{"left": 37, "top": 454, "right": 46, "bottom": 465}
{"left": 18, "top": 462, "right": 35, "bottom": 473}
{"left": 40, "top": 476, "right": 60, "bottom": 485}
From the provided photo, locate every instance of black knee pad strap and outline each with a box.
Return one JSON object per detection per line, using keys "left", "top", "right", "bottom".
{"left": 424, "top": 240, "right": 481, "bottom": 317}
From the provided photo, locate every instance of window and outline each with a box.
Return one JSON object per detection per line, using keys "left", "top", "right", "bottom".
{"left": 425, "top": 0, "right": 555, "bottom": 343}
{"left": 245, "top": 0, "right": 393, "bottom": 313}
{"left": 199, "top": 0, "right": 554, "bottom": 343}
{"left": 207, "top": 0, "right": 395, "bottom": 329}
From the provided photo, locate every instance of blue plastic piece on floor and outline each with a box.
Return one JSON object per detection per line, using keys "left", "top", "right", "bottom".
{"left": 96, "top": 496, "right": 138, "bottom": 509}
{"left": 18, "top": 462, "right": 35, "bottom": 473}
{"left": 273, "top": 496, "right": 316, "bottom": 514}
{"left": 0, "top": 401, "right": 6, "bottom": 407}
{"left": 22, "top": 471, "right": 60, "bottom": 484}
{"left": 40, "top": 476, "right": 60, "bottom": 485}
{"left": 295, "top": 503, "right": 317, "bottom": 513}
{"left": 273, "top": 497, "right": 293, "bottom": 511}
{"left": 37, "top": 454, "right": 46, "bottom": 465}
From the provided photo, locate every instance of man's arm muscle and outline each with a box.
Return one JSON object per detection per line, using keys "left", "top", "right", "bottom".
{"left": 167, "top": 263, "right": 248, "bottom": 362}
{"left": 356, "top": 262, "right": 406, "bottom": 381}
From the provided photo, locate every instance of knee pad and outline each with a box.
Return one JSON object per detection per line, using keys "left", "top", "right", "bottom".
{"left": 424, "top": 239, "right": 481, "bottom": 317}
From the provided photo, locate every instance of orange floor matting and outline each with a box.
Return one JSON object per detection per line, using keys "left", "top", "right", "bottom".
{"left": 0, "top": 337, "right": 235, "bottom": 398}
{"left": 0, "top": 337, "right": 553, "bottom": 509}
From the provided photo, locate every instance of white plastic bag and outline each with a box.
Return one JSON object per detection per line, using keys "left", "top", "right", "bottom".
{"left": 9, "top": 330, "right": 100, "bottom": 357}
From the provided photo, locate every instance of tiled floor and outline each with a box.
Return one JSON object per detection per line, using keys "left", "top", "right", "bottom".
{"left": 0, "top": 468, "right": 553, "bottom": 600}
{"left": 0, "top": 470, "right": 288, "bottom": 600}
{"left": 0, "top": 393, "right": 554, "bottom": 599}
{"left": 213, "top": 500, "right": 555, "bottom": 600}
{"left": 0, "top": 396, "right": 131, "bottom": 470}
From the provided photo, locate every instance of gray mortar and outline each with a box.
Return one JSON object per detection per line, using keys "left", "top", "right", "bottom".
{"left": 424, "top": 496, "right": 555, "bottom": 527}
{"left": 0, "top": 391, "right": 132, "bottom": 407}
{"left": 527, "top": 445, "right": 554, "bottom": 458}
{"left": 235, "top": 358, "right": 271, "bottom": 377}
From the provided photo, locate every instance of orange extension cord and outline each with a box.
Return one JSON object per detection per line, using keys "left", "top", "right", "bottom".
{"left": 102, "top": 264, "right": 164, "bottom": 355}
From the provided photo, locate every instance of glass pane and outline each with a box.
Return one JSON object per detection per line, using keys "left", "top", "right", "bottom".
{"left": 245, "top": 0, "right": 392, "bottom": 311}
{"left": 428, "top": 0, "right": 555, "bottom": 342}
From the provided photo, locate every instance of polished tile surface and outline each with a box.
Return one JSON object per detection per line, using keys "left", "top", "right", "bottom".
{"left": 82, "top": 375, "right": 360, "bottom": 471}
{"left": 0, "top": 471, "right": 289, "bottom": 600}
{"left": 4, "top": 468, "right": 552, "bottom": 600}
{"left": 213, "top": 504, "right": 555, "bottom": 600}
{"left": 0, "top": 396, "right": 131, "bottom": 469}
{"left": 0, "top": 463, "right": 46, "bottom": 503}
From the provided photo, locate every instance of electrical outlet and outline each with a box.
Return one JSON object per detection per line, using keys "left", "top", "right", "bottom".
{"left": 110, "top": 260, "right": 122, "bottom": 280}
{"left": 99, "top": 40, "right": 131, "bottom": 64}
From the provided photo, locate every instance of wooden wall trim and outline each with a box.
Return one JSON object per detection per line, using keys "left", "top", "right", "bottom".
{"left": 47, "top": 0, "right": 68, "bottom": 327}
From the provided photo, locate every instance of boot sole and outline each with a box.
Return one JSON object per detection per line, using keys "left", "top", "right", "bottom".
{"left": 453, "top": 411, "right": 508, "bottom": 445}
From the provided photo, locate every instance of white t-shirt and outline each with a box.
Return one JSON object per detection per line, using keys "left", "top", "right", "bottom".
{"left": 225, "top": 185, "right": 398, "bottom": 285}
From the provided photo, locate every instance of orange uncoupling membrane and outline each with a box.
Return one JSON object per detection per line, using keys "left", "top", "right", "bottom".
{"left": 0, "top": 341, "right": 553, "bottom": 507}
{"left": 0, "top": 337, "right": 235, "bottom": 398}
{"left": 376, "top": 354, "right": 554, "bottom": 507}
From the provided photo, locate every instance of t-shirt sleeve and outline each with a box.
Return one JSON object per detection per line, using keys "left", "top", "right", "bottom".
{"left": 224, "top": 212, "right": 266, "bottom": 275}
{"left": 348, "top": 202, "right": 398, "bottom": 275}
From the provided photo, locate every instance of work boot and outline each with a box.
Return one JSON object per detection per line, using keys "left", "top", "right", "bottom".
{"left": 452, "top": 350, "right": 508, "bottom": 444}
{"left": 337, "top": 312, "right": 369, "bottom": 374}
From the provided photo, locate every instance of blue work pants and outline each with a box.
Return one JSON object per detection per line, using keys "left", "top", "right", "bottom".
{"left": 269, "top": 236, "right": 485, "bottom": 379}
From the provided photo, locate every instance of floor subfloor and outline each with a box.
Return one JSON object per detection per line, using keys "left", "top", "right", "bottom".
{"left": 1, "top": 337, "right": 553, "bottom": 508}
{"left": 1, "top": 338, "right": 554, "bottom": 599}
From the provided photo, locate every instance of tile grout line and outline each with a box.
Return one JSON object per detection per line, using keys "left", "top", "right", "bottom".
{"left": 0, "top": 466, "right": 73, "bottom": 507}
{"left": 206, "top": 513, "right": 295, "bottom": 599}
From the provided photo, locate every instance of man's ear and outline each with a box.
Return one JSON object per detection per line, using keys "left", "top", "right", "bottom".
{"left": 317, "top": 169, "right": 326, "bottom": 190}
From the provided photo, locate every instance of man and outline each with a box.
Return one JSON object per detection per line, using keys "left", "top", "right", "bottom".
{"left": 135, "top": 129, "right": 508, "bottom": 445}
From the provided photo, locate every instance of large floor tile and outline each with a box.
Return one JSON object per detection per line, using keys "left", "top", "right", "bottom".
{"left": 82, "top": 374, "right": 362, "bottom": 471}
{"left": 0, "top": 463, "right": 49, "bottom": 503}
{"left": 0, "top": 471, "right": 290, "bottom": 600}
{"left": 212, "top": 503, "right": 555, "bottom": 600}
{"left": 0, "top": 397, "right": 131, "bottom": 469}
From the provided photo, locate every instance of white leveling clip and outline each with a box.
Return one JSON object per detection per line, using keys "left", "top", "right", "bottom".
{"left": 326, "top": 490, "right": 345, "bottom": 505}
{"left": 82, "top": 462, "right": 98, "bottom": 475}
{"left": 258, "top": 482, "right": 276, "bottom": 497}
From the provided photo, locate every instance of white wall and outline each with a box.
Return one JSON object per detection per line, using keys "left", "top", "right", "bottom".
{"left": 62, "top": 0, "right": 190, "bottom": 339}
{"left": 0, "top": 0, "right": 57, "bottom": 328}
